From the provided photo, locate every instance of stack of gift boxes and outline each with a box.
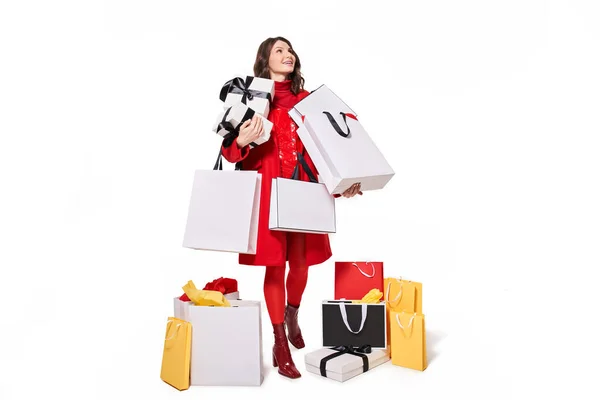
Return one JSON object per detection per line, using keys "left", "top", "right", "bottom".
{"left": 212, "top": 76, "right": 274, "bottom": 148}
{"left": 161, "top": 76, "right": 426, "bottom": 389}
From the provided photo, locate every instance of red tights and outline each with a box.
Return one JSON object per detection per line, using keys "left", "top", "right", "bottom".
{"left": 263, "top": 233, "right": 308, "bottom": 324}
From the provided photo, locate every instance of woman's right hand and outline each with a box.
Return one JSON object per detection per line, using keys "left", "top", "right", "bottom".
{"left": 236, "top": 115, "right": 264, "bottom": 148}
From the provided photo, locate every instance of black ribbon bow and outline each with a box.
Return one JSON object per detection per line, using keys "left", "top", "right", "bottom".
{"left": 218, "top": 106, "right": 258, "bottom": 148}
{"left": 319, "top": 345, "right": 372, "bottom": 377}
{"left": 219, "top": 76, "right": 272, "bottom": 105}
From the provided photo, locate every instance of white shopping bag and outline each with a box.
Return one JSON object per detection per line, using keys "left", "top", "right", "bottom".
{"left": 289, "top": 85, "right": 395, "bottom": 195}
{"left": 174, "top": 298, "right": 190, "bottom": 322}
{"left": 186, "top": 300, "right": 263, "bottom": 386}
{"left": 182, "top": 152, "right": 262, "bottom": 254}
{"left": 269, "top": 152, "right": 335, "bottom": 234}
{"left": 173, "top": 291, "right": 240, "bottom": 322}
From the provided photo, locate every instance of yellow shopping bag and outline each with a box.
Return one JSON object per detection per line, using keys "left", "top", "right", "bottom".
{"left": 160, "top": 317, "right": 192, "bottom": 390}
{"left": 384, "top": 278, "right": 421, "bottom": 355}
{"left": 384, "top": 278, "right": 416, "bottom": 312}
{"left": 384, "top": 278, "right": 422, "bottom": 313}
{"left": 390, "top": 311, "right": 427, "bottom": 371}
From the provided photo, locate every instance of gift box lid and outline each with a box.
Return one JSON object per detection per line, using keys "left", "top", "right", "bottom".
{"left": 221, "top": 75, "right": 275, "bottom": 98}
{"left": 305, "top": 346, "right": 390, "bottom": 375}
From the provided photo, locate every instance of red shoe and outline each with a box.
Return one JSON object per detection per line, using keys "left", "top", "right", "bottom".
{"left": 285, "top": 304, "right": 305, "bottom": 349}
{"left": 272, "top": 323, "right": 301, "bottom": 379}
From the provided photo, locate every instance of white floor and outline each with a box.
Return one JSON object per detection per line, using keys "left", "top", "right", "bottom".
{"left": 1, "top": 1, "right": 599, "bottom": 398}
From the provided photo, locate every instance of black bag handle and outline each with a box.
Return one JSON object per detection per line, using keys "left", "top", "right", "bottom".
{"left": 213, "top": 149, "right": 242, "bottom": 171}
{"left": 322, "top": 111, "right": 351, "bottom": 138}
{"left": 291, "top": 151, "right": 318, "bottom": 183}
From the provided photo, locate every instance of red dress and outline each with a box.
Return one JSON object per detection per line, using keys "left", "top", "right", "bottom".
{"left": 221, "top": 80, "right": 333, "bottom": 267}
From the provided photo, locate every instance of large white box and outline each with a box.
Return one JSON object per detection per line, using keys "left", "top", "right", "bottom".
{"left": 182, "top": 169, "right": 261, "bottom": 254}
{"left": 220, "top": 76, "right": 275, "bottom": 116}
{"left": 173, "top": 291, "right": 240, "bottom": 322}
{"left": 269, "top": 177, "right": 336, "bottom": 234}
{"left": 305, "top": 346, "right": 390, "bottom": 382}
{"left": 213, "top": 102, "right": 273, "bottom": 148}
{"left": 289, "top": 85, "right": 395, "bottom": 194}
{"left": 186, "top": 300, "right": 263, "bottom": 386}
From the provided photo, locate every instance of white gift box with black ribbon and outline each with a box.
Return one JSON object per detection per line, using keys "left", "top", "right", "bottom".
{"left": 269, "top": 152, "right": 335, "bottom": 234}
{"left": 288, "top": 85, "right": 395, "bottom": 195}
{"left": 305, "top": 346, "right": 390, "bottom": 382}
{"left": 322, "top": 300, "right": 387, "bottom": 349}
{"left": 213, "top": 102, "right": 273, "bottom": 148}
{"left": 220, "top": 76, "right": 275, "bottom": 116}
{"left": 183, "top": 300, "right": 264, "bottom": 386}
{"left": 182, "top": 151, "right": 262, "bottom": 254}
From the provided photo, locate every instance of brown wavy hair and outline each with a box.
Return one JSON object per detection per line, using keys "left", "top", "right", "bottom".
{"left": 253, "top": 36, "right": 304, "bottom": 95}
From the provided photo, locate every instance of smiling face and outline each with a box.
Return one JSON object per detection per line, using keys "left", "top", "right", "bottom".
{"left": 267, "top": 40, "right": 296, "bottom": 80}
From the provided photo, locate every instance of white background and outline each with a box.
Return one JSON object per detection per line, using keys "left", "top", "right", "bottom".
{"left": 1, "top": 0, "right": 599, "bottom": 399}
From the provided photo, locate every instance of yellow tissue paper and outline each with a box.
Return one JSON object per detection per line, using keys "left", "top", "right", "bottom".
{"left": 352, "top": 288, "right": 383, "bottom": 304}
{"left": 182, "top": 280, "right": 231, "bottom": 307}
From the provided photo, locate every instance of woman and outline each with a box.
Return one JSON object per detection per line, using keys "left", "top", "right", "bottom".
{"left": 221, "top": 36, "right": 362, "bottom": 379}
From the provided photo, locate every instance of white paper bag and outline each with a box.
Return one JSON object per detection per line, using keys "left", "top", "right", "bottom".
{"left": 213, "top": 102, "right": 273, "bottom": 147}
{"left": 269, "top": 178, "right": 335, "bottom": 234}
{"left": 289, "top": 85, "right": 395, "bottom": 194}
{"left": 173, "top": 291, "right": 241, "bottom": 322}
{"left": 224, "top": 291, "right": 240, "bottom": 301}
{"left": 182, "top": 165, "right": 262, "bottom": 254}
{"left": 268, "top": 152, "right": 335, "bottom": 234}
{"left": 219, "top": 76, "right": 275, "bottom": 116}
{"left": 173, "top": 298, "right": 190, "bottom": 321}
{"left": 187, "top": 300, "right": 263, "bottom": 386}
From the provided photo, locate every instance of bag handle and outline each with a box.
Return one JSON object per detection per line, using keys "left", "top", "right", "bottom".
{"left": 338, "top": 302, "right": 368, "bottom": 334}
{"left": 291, "top": 151, "right": 318, "bottom": 183}
{"left": 213, "top": 149, "right": 242, "bottom": 171}
{"left": 164, "top": 320, "right": 183, "bottom": 347}
{"left": 385, "top": 278, "right": 403, "bottom": 307}
{"left": 352, "top": 262, "right": 376, "bottom": 278}
{"left": 322, "top": 111, "right": 353, "bottom": 138}
{"left": 395, "top": 312, "right": 416, "bottom": 339}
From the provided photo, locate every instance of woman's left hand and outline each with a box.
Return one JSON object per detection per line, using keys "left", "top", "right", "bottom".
{"left": 342, "top": 183, "right": 362, "bottom": 198}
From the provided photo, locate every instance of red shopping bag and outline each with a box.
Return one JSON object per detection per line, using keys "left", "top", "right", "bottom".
{"left": 334, "top": 261, "right": 384, "bottom": 300}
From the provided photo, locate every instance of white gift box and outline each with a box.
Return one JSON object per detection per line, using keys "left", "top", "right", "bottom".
{"left": 289, "top": 85, "right": 395, "bottom": 194}
{"left": 305, "top": 346, "right": 390, "bottom": 382}
{"left": 182, "top": 168, "right": 261, "bottom": 254}
{"left": 185, "top": 300, "right": 263, "bottom": 386}
{"left": 269, "top": 177, "right": 336, "bottom": 234}
{"left": 173, "top": 297, "right": 190, "bottom": 322}
{"left": 220, "top": 76, "right": 275, "bottom": 116}
{"left": 213, "top": 102, "right": 273, "bottom": 147}
{"left": 173, "top": 292, "right": 240, "bottom": 321}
